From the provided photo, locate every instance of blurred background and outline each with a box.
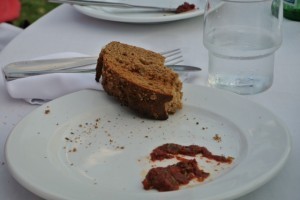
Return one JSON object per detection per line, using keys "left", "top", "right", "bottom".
{"left": 11, "top": 0, "right": 59, "bottom": 28}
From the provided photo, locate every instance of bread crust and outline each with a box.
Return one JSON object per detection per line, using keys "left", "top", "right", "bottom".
{"left": 95, "top": 41, "right": 182, "bottom": 120}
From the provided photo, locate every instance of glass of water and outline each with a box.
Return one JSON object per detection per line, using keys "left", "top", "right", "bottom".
{"left": 203, "top": 0, "right": 283, "bottom": 95}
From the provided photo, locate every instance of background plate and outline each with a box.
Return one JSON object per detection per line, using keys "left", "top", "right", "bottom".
{"left": 5, "top": 84, "right": 291, "bottom": 200}
{"left": 73, "top": 0, "right": 205, "bottom": 23}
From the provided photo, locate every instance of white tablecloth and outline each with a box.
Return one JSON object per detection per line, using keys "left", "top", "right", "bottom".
{"left": 0, "top": 4, "right": 299, "bottom": 200}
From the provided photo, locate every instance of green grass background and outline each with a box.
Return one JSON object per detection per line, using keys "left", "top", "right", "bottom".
{"left": 12, "top": 0, "right": 59, "bottom": 28}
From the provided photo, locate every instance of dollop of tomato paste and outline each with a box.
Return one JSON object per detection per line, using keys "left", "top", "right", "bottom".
{"left": 142, "top": 143, "right": 234, "bottom": 192}
{"left": 150, "top": 143, "right": 233, "bottom": 163}
{"left": 176, "top": 2, "right": 196, "bottom": 13}
{"left": 142, "top": 159, "right": 209, "bottom": 191}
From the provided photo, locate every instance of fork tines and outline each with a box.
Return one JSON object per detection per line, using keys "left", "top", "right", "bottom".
{"left": 161, "top": 48, "right": 184, "bottom": 65}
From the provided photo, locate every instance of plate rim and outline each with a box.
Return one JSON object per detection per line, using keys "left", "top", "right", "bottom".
{"left": 5, "top": 84, "right": 292, "bottom": 200}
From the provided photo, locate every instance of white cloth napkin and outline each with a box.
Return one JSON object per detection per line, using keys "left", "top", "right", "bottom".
{"left": 0, "top": 23, "right": 23, "bottom": 52}
{"left": 5, "top": 52, "right": 103, "bottom": 104}
{"left": 5, "top": 52, "right": 192, "bottom": 104}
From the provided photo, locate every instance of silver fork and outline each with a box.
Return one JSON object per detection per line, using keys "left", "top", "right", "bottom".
{"left": 3, "top": 49, "right": 200, "bottom": 81}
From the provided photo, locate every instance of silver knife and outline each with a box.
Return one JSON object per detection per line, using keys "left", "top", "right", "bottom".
{"left": 3, "top": 57, "right": 201, "bottom": 81}
{"left": 4, "top": 56, "right": 98, "bottom": 75}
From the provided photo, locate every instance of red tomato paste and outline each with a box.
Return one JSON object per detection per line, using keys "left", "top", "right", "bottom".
{"left": 176, "top": 2, "right": 196, "bottom": 13}
{"left": 142, "top": 159, "right": 209, "bottom": 191}
{"left": 142, "top": 143, "right": 234, "bottom": 192}
{"left": 150, "top": 143, "right": 233, "bottom": 163}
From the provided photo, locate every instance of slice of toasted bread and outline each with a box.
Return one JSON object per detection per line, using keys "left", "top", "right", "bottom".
{"left": 95, "top": 41, "right": 182, "bottom": 120}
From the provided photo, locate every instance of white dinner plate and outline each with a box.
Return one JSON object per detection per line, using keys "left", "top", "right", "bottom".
{"left": 5, "top": 84, "right": 291, "bottom": 200}
{"left": 73, "top": 0, "right": 205, "bottom": 23}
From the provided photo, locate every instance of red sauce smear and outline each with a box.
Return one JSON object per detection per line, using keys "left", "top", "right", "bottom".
{"left": 176, "top": 2, "right": 196, "bottom": 13}
{"left": 150, "top": 143, "right": 233, "bottom": 163}
{"left": 142, "top": 159, "right": 209, "bottom": 191}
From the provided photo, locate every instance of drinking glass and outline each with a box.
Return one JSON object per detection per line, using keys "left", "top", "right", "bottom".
{"left": 203, "top": 0, "right": 283, "bottom": 94}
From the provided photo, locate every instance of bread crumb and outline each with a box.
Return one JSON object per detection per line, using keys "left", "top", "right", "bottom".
{"left": 213, "top": 134, "right": 222, "bottom": 143}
